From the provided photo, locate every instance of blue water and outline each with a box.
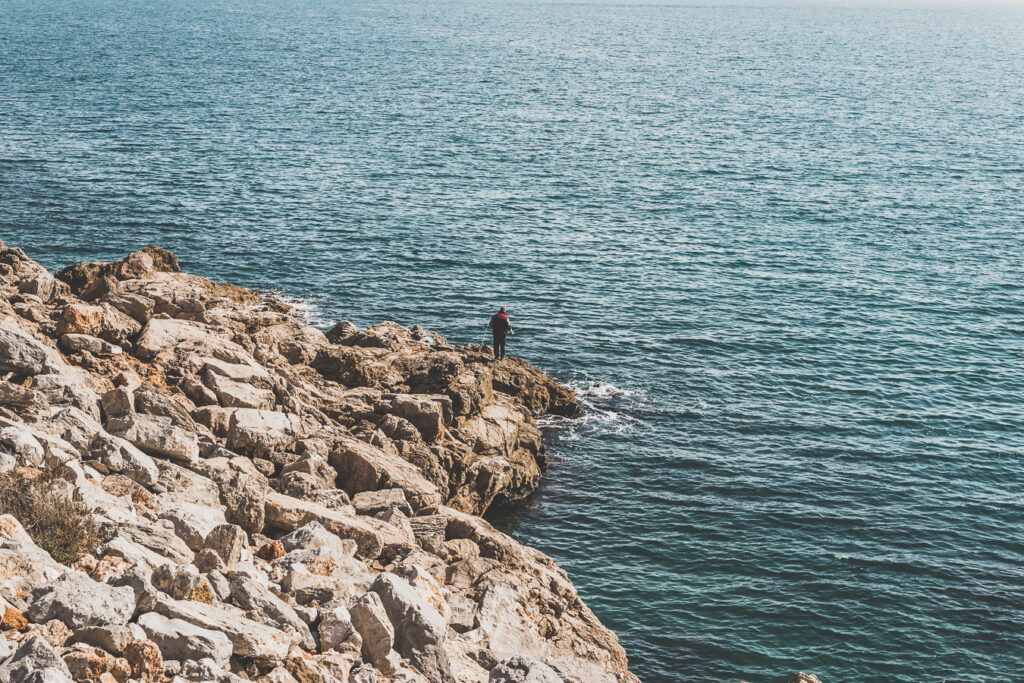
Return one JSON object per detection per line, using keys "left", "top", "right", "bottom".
{"left": 3, "top": 1, "right": 1024, "bottom": 680}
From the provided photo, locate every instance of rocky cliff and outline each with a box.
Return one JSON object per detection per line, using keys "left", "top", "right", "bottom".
{"left": 0, "top": 242, "right": 637, "bottom": 683}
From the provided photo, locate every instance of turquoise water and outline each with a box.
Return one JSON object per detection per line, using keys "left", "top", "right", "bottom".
{"left": 3, "top": 1, "right": 1024, "bottom": 680}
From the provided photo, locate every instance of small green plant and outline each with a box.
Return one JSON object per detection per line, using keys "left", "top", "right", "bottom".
{"left": 0, "top": 470, "right": 100, "bottom": 565}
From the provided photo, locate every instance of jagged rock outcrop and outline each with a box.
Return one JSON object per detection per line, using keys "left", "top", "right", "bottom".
{"left": 0, "top": 242, "right": 638, "bottom": 682}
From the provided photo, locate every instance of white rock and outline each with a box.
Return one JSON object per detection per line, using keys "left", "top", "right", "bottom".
{"left": 227, "top": 409, "right": 300, "bottom": 457}
{"left": 0, "top": 425, "right": 44, "bottom": 466}
{"left": 154, "top": 596, "right": 295, "bottom": 661}
{"left": 106, "top": 413, "right": 199, "bottom": 464}
{"left": 371, "top": 573, "right": 451, "bottom": 683}
{"left": 138, "top": 611, "right": 233, "bottom": 668}
{"left": 348, "top": 592, "right": 394, "bottom": 666}
{"left": 27, "top": 572, "right": 136, "bottom": 629}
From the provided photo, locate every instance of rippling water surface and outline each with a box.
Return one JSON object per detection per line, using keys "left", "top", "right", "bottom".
{"left": 3, "top": 1, "right": 1024, "bottom": 680}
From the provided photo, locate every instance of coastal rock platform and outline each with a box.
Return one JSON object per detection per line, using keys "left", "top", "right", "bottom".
{"left": 0, "top": 242, "right": 636, "bottom": 682}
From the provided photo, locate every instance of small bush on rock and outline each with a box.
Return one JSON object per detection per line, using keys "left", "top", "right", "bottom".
{"left": 0, "top": 470, "right": 100, "bottom": 564}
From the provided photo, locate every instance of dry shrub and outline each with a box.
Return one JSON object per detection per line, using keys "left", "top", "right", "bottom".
{"left": 0, "top": 470, "right": 99, "bottom": 564}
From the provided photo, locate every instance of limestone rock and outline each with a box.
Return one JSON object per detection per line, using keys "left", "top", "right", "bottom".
{"left": 318, "top": 605, "right": 360, "bottom": 654}
{"left": 264, "top": 492, "right": 383, "bottom": 560}
{"left": 151, "top": 564, "right": 203, "bottom": 601}
{"left": 59, "top": 334, "right": 122, "bottom": 356}
{"left": 279, "top": 521, "right": 357, "bottom": 557}
{"left": 226, "top": 408, "right": 302, "bottom": 457}
{"left": 488, "top": 656, "right": 563, "bottom": 683}
{"left": 205, "top": 370, "right": 276, "bottom": 410}
{"left": 133, "top": 383, "right": 196, "bottom": 432}
{"left": 158, "top": 502, "right": 227, "bottom": 552}
{"left": 0, "top": 425, "right": 45, "bottom": 466}
{"left": 69, "top": 624, "right": 144, "bottom": 656}
{"left": 61, "top": 643, "right": 131, "bottom": 682}
{"left": 154, "top": 596, "right": 294, "bottom": 661}
{"left": 98, "top": 387, "right": 134, "bottom": 418}
{"left": 124, "top": 638, "right": 163, "bottom": 682}
{"left": 0, "top": 636, "right": 72, "bottom": 683}
{"left": 137, "top": 611, "right": 232, "bottom": 668}
{"left": 353, "top": 488, "right": 412, "bottom": 517}
{"left": 229, "top": 577, "right": 315, "bottom": 650}
{"left": 789, "top": 674, "right": 823, "bottom": 683}
{"left": 370, "top": 573, "right": 451, "bottom": 683}
{"left": 348, "top": 592, "right": 393, "bottom": 666}
{"left": 91, "top": 433, "right": 160, "bottom": 487}
{"left": 106, "top": 413, "right": 199, "bottom": 464}
{"left": 133, "top": 318, "right": 211, "bottom": 361}
{"left": 328, "top": 436, "right": 442, "bottom": 511}
{"left": 203, "top": 524, "right": 248, "bottom": 568}
{"left": 27, "top": 573, "right": 136, "bottom": 630}
{"left": 0, "top": 323, "right": 64, "bottom": 378}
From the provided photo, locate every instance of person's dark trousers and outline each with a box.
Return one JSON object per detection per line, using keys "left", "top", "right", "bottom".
{"left": 492, "top": 335, "right": 506, "bottom": 359}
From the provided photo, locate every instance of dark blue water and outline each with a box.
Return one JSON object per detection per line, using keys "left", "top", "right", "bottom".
{"left": 3, "top": 1, "right": 1024, "bottom": 680}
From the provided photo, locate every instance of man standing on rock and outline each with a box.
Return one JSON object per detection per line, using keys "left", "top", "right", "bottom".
{"left": 489, "top": 307, "right": 513, "bottom": 360}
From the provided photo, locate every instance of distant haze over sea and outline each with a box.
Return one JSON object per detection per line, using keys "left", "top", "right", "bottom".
{"left": 3, "top": 1, "right": 1023, "bottom": 680}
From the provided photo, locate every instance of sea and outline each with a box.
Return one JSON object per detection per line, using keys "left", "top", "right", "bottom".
{"left": 2, "top": 1, "right": 1023, "bottom": 681}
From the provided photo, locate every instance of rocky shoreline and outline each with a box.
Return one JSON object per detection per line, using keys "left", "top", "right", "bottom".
{"left": 0, "top": 242, "right": 637, "bottom": 682}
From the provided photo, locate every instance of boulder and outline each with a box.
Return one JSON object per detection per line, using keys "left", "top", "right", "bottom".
{"left": 329, "top": 436, "right": 442, "bottom": 511}
{"left": 488, "top": 656, "right": 563, "bottom": 683}
{"left": 98, "top": 387, "right": 134, "bottom": 418}
{"left": 348, "top": 592, "right": 393, "bottom": 667}
{"left": 0, "top": 381, "right": 38, "bottom": 408}
{"left": 61, "top": 643, "right": 131, "bottom": 682}
{"left": 90, "top": 433, "right": 160, "bottom": 487}
{"left": 133, "top": 318, "right": 212, "bottom": 361}
{"left": 203, "top": 524, "right": 248, "bottom": 568}
{"left": 158, "top": 503, "right": 227, "bottom": 552}
{"left": 58, "top": 334, "right": 122, "bottom": 356}
{"left": 27, "top": 573, "right": 136, "bottom": 630}
{"left": 124, "top": 638, "right": 163, "bottom": 682}
{"left": 221, "top": 470, "right": 268, "bottom": 534}
{"left": 227, "top": 409, "right": 301, "bottom": 457}
{"left": 279, "top": 521, "right": 357, "bottom": 557}
{"left": 56, "top": 303, "right": 104, "bottom": 336}
{"left": 156, "top": 460, "right": 221, "bottom": 507}
{"left": 150, "top": 563, "right": 203, "bottom": 601}
{"left": 319, "top": 605, "right": 361, "bottom": 654}
{"left": 204, "top": 371, "right": 275, "bottom": 410}
{"left": 154, "top": 597, "right": 294, "bottom": 661}
{"left": 789, "top": 675, "right": 824, "bottom": 683}
{"left": 264, "top": 492, "right": 382, "bottom": 560}
{"left": 0, "top": 636, "right": 72, "bottom": 683}
{"left": 17, "top": 272, "right": 66, "bottom": 302}
{"left": 116, "top": 521, "right": 194, "bottom": 565}
{"left": 133, "top": 383, "right": 197, "bottom": 432}
{"left": 101, "top": 293, "right": 155, "bottom": 324}
{"left": 106, "top": 413, "right": 199, "bottom": 464}
{"left": 69, "top": 624, "right": 145, "bottom": 656}
{"left": 108, "top": 567, "right": 159, "bottom": 616}
{"left": 390, "top": 395, "right": 448, "bottom": 443}
{"left": 229, "top": 577, "right": 315, "bottom": 650}
{"left": 0, "top": 425, "right": 45, "bottom": 466}
{"left": 0, "top": 323, "right": 63, "bottom": 377}
{"left": 32, "top": 371, "right": 101, "bottom": 421}
{"left": 201, "top": 356, "right": 270, "bottom": 383}
{"left": 353, "top": 488, "right": 412, "bottom": 517}
{"left": 370, "top": 573, "right": 451, "bottom": 683}
{"left": 137, "top": 612, "right": 233, "bottom": 668}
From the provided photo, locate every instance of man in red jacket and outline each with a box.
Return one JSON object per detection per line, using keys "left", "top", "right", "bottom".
{"left": 488, "top": 307, "right": 513, "bottom": 360}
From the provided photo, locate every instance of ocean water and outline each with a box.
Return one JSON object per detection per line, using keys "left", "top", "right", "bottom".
{"left": 3, "top": 1, "right": 1024, "bottom": 680}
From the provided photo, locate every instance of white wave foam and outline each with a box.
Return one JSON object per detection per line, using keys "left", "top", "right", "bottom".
{"left": 539, "top": 380, "right": 647, "bottom": 438}
{"left": 254, "top": 291, "right": 333, "bottom": 328}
